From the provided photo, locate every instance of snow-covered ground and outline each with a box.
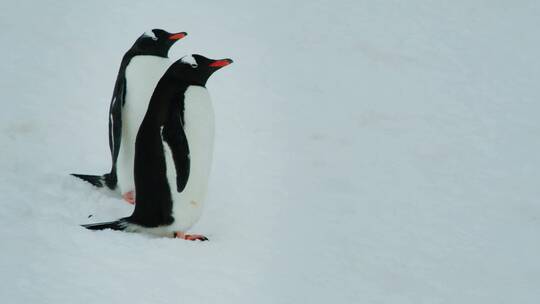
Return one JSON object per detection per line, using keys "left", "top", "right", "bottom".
{"left": 1, "top": 1, "right": 539, "bottom": 303}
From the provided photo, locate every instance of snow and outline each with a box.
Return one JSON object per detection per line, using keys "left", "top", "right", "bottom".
{"left": 1, "top": 0, "right": 540, "bottom": 303}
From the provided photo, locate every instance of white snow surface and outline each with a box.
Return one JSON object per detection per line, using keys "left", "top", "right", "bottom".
{"left": 1, "top": 1, "right": 539, "bottom": 303}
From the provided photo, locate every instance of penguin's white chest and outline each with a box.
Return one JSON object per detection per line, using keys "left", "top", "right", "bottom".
{"left": 164, "top": 86, "right": 215, "bottom": 232}
{"left": 117, "top": 56, "right": 171, "bottom": 194}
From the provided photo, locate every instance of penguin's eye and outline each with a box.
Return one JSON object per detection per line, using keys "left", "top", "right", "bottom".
{"left": 191, "top": 63, "right": 198, "bottom": 68}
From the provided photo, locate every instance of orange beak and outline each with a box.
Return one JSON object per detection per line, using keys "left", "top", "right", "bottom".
{"left": 168, "top": 32, "right": 187, "bottom": 40}
{"left": 209, "top": 59, "right": 233, "bottom": 67}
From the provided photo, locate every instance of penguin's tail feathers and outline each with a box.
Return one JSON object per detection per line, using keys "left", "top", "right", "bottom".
{"left": 71, "top": 173, "right": 116, "bottom": 190}
{"left": 82, "top": 219, "right": 128, "bottom": 231}
{"left": 71, "top": 173, "right": 105, "bottom": 187}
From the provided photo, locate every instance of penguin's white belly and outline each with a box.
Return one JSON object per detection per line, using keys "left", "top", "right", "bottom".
{"left": 116, "top": 56, "right": 172, "bottom": 194}
{"left": 164, "top": 86, "right": 215, "bottom": 232}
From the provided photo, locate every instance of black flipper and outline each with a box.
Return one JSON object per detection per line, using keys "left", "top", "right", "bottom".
{"left": 82, "top": 219, "right": 127, "bottom": 231}
{"left": 161, "top": 100, "right": 190, "bottom": 193}
{"left": 108, "top": 73, "right": 126, "bottom": 176}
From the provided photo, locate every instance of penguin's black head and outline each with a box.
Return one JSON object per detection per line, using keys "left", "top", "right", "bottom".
{"left": 168, "top": 54, "right": 233, "bottom": 86}
{"left": 129, "top": 29, "right": 187, "bottom": 57}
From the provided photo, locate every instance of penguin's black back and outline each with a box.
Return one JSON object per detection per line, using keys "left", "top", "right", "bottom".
{"left": 123, "top": 56, "right": 231, "bottom": 228}
{"left": 73, "top": 30, "right": 183, "bottom": 190}
{"left": 128, "top": 72, "right": 190, "bottom": 227}
{"left": 106, "top": 32, "right": 181, "bottom": 187}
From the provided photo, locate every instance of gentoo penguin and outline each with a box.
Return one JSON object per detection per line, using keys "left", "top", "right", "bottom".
{"left": 72, "top": 29, "right": 187, "bottom": 204}
{"left": 83, "top": 55, "right": 233, "bottom": 240}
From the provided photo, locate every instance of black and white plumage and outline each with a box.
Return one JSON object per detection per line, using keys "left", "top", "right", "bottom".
{"left": 72, "top": 29, "right": 187, "bottom": 197}
{"left": 83, "top": 55, "right": 233, "bottom": 239}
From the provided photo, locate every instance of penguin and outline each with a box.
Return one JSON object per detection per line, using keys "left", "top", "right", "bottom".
{"left": 82, "top": 55, "right": 233, "bottom": 240}
{"left": 72, "top": 29, "right": 187, "bottom": 204}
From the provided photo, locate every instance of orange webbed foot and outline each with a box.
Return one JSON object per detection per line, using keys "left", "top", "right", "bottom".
{"left": 122, "top": 191, "right": 135, "bottom": 205}
{"left": 173, "top": 232, "right": 208, "bottom": 241}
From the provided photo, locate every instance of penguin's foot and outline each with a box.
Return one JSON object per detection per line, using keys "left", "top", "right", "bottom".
{"left": 173, "top": 232, "right": 208, "bottom": 241}
{"left": 122, "top": 191, "right": 135, "bottom": 205}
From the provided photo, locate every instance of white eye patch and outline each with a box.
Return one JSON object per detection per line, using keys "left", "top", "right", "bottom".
{"left": 181, "top": 55, "right": 198, "bottom": 68}
{"left": 143, "top": 30, "right": 157, "bottom": 40}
